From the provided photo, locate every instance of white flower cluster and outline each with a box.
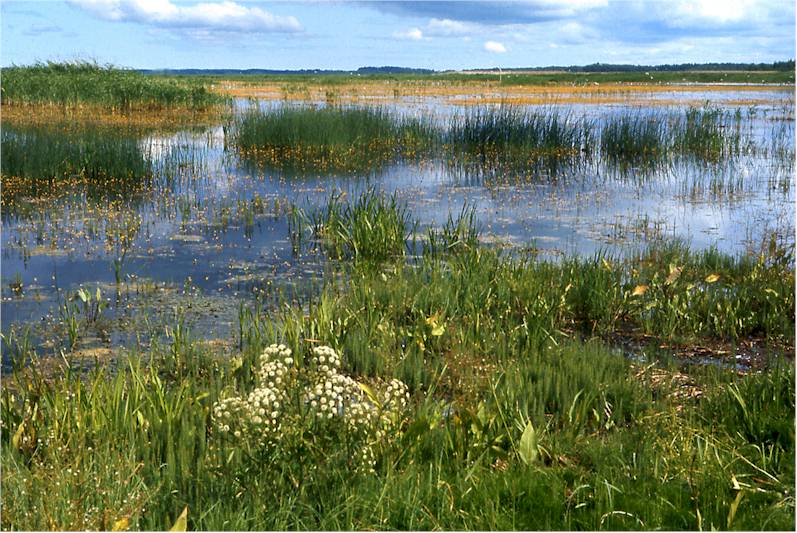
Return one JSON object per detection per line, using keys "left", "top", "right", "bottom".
{"left": 213, "top": 343, "right": 294, "bottom": 439}
{"left": 212, "top": 343, "right": 411, "bottom": 474}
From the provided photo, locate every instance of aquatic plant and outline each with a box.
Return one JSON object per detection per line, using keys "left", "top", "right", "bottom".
{"left": 1, "top": 61, "right": 221, "bottom": 110}
{"left": 231, "top": 105, "right": 433, "bottom": 173}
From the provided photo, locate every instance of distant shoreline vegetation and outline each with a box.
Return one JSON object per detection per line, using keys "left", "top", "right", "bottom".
{"left": 138, "top": 60, "right": 795, "bottom": 76}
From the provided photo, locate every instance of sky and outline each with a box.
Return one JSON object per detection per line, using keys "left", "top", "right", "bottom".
{"left": 1, "top": 0, "right": 795, "bottom": 70}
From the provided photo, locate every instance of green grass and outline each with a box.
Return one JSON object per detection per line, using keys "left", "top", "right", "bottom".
{"left": 231, "top": 105, "right": 747, "bottom": 175}
{"left": 445, "top": 106, "right": 592, "bottom": 160}
{"left": 1, "top": 124, "right": 153, "bottom": 208}
{"left": 600, "top": 107, "right": 742, "bottom": 163}
{"left": 2, "top": 262, "right": 792, "bottom": 529}
{"left": 1, "top": 61, "right": 222, "bottom": 110}
{"left": 307, "top": 190, "right": 416, "bottom": 263}
{"left": 231, "top": 105, "right": 434, "bottom": 173}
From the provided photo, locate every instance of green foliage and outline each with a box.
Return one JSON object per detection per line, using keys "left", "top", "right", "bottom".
{"left": 601, "top": 106, "right": 743, "bottom": 163}
{"left": 308, "top": 190, "right": 416, "bottom": 263}
{"left": 1, "top": 61, "right": 222, "bottom": 109}
{"left": 445, "top": 106, "right": 592, "bottom": 159}
{"left": 232, "top": 105, "right": 434, "bottom": 173}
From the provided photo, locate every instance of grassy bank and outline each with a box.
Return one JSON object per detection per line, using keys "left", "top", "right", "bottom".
{"left": 2, "top": 196, "right": 794, "bottom": 530}
{"left": 1, "top": 61, "right": 222, "bottom": 110}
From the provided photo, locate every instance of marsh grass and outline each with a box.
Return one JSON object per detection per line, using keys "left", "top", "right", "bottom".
{"left": 1, "top": 125, "right": 153, "bottom": 209}
{"left": 2, "top": 249, "right": 792, "bottom": 529}
{"left": 307, "top": 190, "right": 416, "bottom": 262}
{"left": 444, "top": 106, "right": 592, "bottom": 161}
{"left": 232, "top": 106, "right": 434, "bottom": 173}
{"left": 600, "top": 106, "right": 743, "bottom": 163}
{"left": 1, "top": 61, "right": 221, "bottom": 110}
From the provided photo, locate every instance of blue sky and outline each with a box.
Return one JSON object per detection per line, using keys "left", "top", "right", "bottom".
{"left": 2, "top": 1, "right": 794, "bottom": 69}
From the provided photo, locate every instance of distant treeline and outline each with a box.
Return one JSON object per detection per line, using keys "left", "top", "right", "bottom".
{"left": 142, "top": 66, "right": 435, "bottom": 76}
{"left": 492, "top": 60, "right": 796, "bottom": 73}
{"left": 141, "top": 61, "right": 794, "bottom": 76}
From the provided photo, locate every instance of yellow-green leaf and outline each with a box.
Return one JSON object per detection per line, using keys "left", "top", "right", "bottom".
{"left": 11, "top": 421, "right": 25, "bottom": 451}
{"left": 665, "top": 266, "right": 683, "bottom": 285}
{"left": 357, "top": 382, "right": 380, "bottom": 406}
{"left": 169, "top": 506, "right": 188, "bottom": 532}
{"left": 111, "top": 517, "right": 129, "bottom": 531}
{"left": 518, "top": 420, "right": 538, "bottom": 465}
{"left": 431, "top": 323, "right": 445, "bottom": 336}
{"left": 631, "top": 284, "right": 648, "bottom": 297}
{"left": 727, "top": 491, "right": 744, "bottom": 529}
{"left": 705, "top": 273, "right": 720, "bottom": 284}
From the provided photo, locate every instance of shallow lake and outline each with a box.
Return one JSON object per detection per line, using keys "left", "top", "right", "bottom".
{"left": 2, "top": 87, "right": 794, "bottom": 363}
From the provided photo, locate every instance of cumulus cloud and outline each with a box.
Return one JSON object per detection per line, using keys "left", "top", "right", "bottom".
{"left": 484, "top": 40, "right": 507, "bottom": 53}
{"left": 426, "top": 18, "right": 476, "bottom": 36}
{"left": 69, "top": 0, "right": 302, "bottom": 33}
{"left": 393, "top": 27, "right": 424, "bottom": 40}
{"left": 375, "top": 0, "right": 607, "bottom": 25}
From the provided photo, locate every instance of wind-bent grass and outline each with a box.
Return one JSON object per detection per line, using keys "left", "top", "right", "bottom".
{"left": 232, "top": 105, "right": 434, "bottom": 173}
{"left": 1, "top": 61, "right": 222, "bottom": 110}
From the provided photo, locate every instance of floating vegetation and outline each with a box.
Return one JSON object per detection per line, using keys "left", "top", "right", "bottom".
{"left": 1, "top": 61, "right": 222, "bottom": 110}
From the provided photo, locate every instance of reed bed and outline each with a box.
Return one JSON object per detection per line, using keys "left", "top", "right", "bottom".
{"left": 1, "top": 125, "right": 153, "bottom": 209}
{"left": 231, "top": 106, "right": 434, "bottom": 173}
{"left": 600, "top": 107, "right": 743, "bottom": 162}
{"left": 1, "top": 61, "right": 222, "bottom": 110}
{"left": 231, "top": 104, "right": 747, "bottom": 175}
{"left": 444, "top": 106, "right": 592, "bottom": 160}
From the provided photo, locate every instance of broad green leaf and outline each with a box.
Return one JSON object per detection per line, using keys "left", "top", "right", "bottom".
{"left": 169, "top": 506, "right": 188, "bottom": 532}
{"left": 518, "top": 420, "right": 538, "bottom": 465}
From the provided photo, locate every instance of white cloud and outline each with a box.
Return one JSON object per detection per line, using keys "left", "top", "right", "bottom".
{"left": 426, "top": 18, "right": 474, "bottom": 36}
{"left": 484, "top": 40, "right": 507, "bottom": 53}
{"left": 669, "top": 0, "right": 757, "bottom": 24}
{"left": 70, "top": 0, "right": 302, "bottom": 33}
{"left": 393, "top": 27, "right": 424, "bottom": 40}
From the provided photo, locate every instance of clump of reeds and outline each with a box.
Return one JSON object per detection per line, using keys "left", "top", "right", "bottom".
{"left": 600, "top": 106, "right": 742, "bottom": 163}
{"left": 1, "top": 61, "right": 222, "bottom": 110}
{"left": 308, "top": 189, "right": 416, "bottom": 262}
{"left": 231, "top": 105, "right": 434, "bottom": 173}
{"left": 444, "top": 106, "right": 591, "bottom": 160}
{"left": 1, "top": 125, "right": 152, "bottom": 208}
